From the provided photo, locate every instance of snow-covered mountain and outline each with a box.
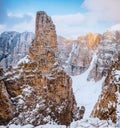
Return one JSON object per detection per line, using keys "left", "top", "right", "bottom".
{"left": 58, "top": 33, "right": 101, "bottom": 76}
{"left": 0, "top": 12, "right": 120, "bottom": 128}
{"left": 0, "top": 31, "right": 34, "bottom": 69}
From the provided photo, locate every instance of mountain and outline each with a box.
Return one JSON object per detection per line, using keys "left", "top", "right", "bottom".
{"left": 0, "top": 31, "right": 34, "bottom": 69}
{"left": 61, "top": 33, "right": 101, "bottom": 76}
{"left": 88, "top": 30, "right": 120, "bottom": 81}
{"left": 0, "top": 11, "right": 120, "bottom": 127}
{"left": 0, "top": 11, "right": 79, "bottom": 126}
{"left": 91, "top": 55, "right": 120, "bottom": 125}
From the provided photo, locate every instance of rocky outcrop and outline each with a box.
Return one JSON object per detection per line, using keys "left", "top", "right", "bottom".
{"left": 64, "top": 33, "right": 101, "bottom": 75}
{"left": 0, "top": 31, "right": 34, "bottom": 69}
{"left": 91, "top": 55, "right": 120, "bottom": 123}
{"left": 1, "top": 11, "right": 78, "bottom": 126}
{"left": 88, "top": 31, "right": 120, "bottom": 81}
{"left": 0, "top": 68, "right": 14, "bottom": 125}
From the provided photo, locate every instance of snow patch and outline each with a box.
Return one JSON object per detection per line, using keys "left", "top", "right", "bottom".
{"left": 1, "top": 118, "right": 115, "bottom": 128}
{"left": 22, "top": 85, "right": 34, "bottom": 97}
{"left": 66, "top": 41, "right": 77, "bottom": 63}
{"left": 17, "top": 55, "right": 30, "bottom": 65}
{"left": 71, "top": 54, "right": 105, "bottom": 117}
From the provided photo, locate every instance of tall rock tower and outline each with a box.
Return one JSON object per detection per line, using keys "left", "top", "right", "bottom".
{"left": 29, "top": 11, "right": 57, "bottom": 74}
{"left": 1, "top": 11, "right": 78, "bottom": 126}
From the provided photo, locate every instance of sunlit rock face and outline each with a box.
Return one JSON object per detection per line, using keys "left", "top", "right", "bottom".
{"left": 1, "top": 11, "right": 78, "bottom": 126}
{"left": 91, "top": 55, "right": 120, "bottom": 123}
{"left": 63, "top": 33, "right": 101, "bottom": 76}
{"left": 29, "top": 11, "right": 58, "bottom": 73}
{"left": 0, "top": 31, "right": 34, "bottom": 69}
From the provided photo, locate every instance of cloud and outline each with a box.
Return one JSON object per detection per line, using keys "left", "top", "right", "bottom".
{"left": 6, "top": 12, "right": 33, "bottom": 26}
{"left": 0, "top": 24, "right": 6, "bottom": 33}
{"left": 52, "top": 13, "right": 85, "bottom": 26}
{"left": 0, "top": 0, "right": 35, "bottom": 33}
{"left": 1, "top": 0, "right": 120, "bottom": 38}
{"left": 83, "top": 0, "right": 120, "bottom": 23}
{"left": 0, "top": 12, "right": 35, "bottom": 33}
{"left": 11, "top": 15, "right": 35, "bottom": 32}
{"left": 52, "top": 13, "right": 107, "bottom": 38}
{"left": 52, "top": 0, "right": 120, "bottom": 38}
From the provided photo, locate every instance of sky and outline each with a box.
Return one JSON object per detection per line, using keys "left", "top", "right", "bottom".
{"left": 0, "top": 0, "right": 120, "bottom": 38}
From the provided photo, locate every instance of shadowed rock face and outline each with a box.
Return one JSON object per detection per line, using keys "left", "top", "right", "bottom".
{"left": 0, "top": 68, "right": 14, "bottom": 125}
{"left": 88, "top": 31, "right": 120, "bottom": 81}
{"left": 0, "top": 11, "right": 78, "bottom": 126}
{"left": 0, "top": 32, "right": 34, "bottom": 69}
{"left": 91, "top": 55, "right": 120, "bottom": 123}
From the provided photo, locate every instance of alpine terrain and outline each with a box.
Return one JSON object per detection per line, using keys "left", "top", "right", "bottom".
{"left": 0, "top": 11, "right": 120, "bottom": 128}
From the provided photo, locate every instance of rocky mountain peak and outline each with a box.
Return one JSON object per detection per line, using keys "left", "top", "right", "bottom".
{"left": 29, "top": 11, "right": 58, "bottom": 73}
{"left": 35, "top": 11, "right": 57, "bottom": 50}
{"left": 0, "top": 11, "right": 78, "bottom": 126}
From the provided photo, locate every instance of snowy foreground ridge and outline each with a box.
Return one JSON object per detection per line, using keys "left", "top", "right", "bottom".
{"left": 0, "top": 118, "right": 115, "bottom": 128}
{"left": 0, "top": 54, "right": 116, "bottom": 127}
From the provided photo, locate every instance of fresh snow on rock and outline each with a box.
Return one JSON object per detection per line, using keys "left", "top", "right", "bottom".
{"left": 17, "top": 55, "right": 30, "bottom": 65}
{"left": 116, "top": 92, "right": 120, "bottom": 127}
{"left": 66, "top": 41, "right": 77, "bottom": 63}
{"left": 71, "top": 54, "right": 105, "bottom": 117}
{"left": 0, "top": 54, "right": 115, "bottom": 127}
{"left": 1, "top": 118, "right": 115, "bottom": 128}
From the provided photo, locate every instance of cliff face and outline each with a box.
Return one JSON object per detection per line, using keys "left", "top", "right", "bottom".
{"left": 57, "top": 36, "right": 73, "bottom": 66}
{"left": 29, "top": 11, "right": 57, "bottom": 73}
{"left": 0, "top": 11, "right": 78, "bottom": 126}
{"left": 0, "top": 31, "right": 34, "bottom": 69}
{"left": 64, "top": 33, "right": 101, "bottom": 75}
{"left": 88, "top": 31, "right": 120, "bottom": 81}
{"left": 0, "top": 68, "right": 14, "bottom": 125}
{"left": 91, "top": 55, "right": 120, "bottom": 123}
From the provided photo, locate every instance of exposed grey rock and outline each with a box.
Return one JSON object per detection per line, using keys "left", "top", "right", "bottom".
{"left": 0, "top": 31, "right": 34, "bottom": 69}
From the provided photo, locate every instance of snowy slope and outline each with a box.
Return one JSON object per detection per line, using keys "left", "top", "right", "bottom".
{"left": 0, "top": 54, "right": 115, "bottom": 128}
{"left": 0, "top": 118, "right": 115, "bottom": 128}
{"left": 71, "top": 54, "right": 105, "bottom": 117}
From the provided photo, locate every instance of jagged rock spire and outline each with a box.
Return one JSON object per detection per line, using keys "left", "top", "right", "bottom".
{"left": 35, "top": 11, "right": 57, "bottom": 50}
{"left": 29, "top": 11, "right": 58, "bottom": 73}
{"left": 1, "top": 11, "right": 78, "bottom": 126}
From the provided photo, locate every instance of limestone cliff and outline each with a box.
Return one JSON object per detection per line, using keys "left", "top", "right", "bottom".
{"left": 91, "top": 55, "right": 120, "bottom": 123}
{"left": 0, "top": 11, "right": 78, "bottom": 126}
{"left": 88, "top": 31, "right": 120, "bottom": 81}
{"left": 64, "top": 33, "right": 101, "bottom": 75}
{"left": 57, "top": 36, "right": 73, "bottom": 66}
{"left": 0, "top": 68, "right": 14, "bottom": 125}
{"left": 0, "top": 31, "right": 34, "bottom": 69}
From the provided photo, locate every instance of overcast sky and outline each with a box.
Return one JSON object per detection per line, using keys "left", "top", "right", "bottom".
{"left": 0, "top": 0, "right": 120, "bottom": 38}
